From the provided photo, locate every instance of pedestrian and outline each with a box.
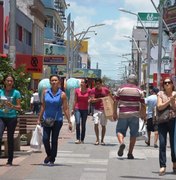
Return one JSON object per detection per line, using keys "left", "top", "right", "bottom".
{"left": 37, "top": 75, "right": 72, "bottom": 166}
{"left": 156, "top": 77, "right": 176, "bottom": 175}
{"left": 31, "top": 89, "right": 40, "bottom": 114}
{"left": 90, "top": 78, "right": 112, "bottom": 145}
{"left": 72, "top": 79, "right": 91, "bottom": 144}
{"left": 0, "top": 74, "right": 21, "bottom": 166}
{"left": 145, "top": 87, "right": 159, "bottom": 148}
{"left": 113, "top": 74, "right": 146, "bottom": 159}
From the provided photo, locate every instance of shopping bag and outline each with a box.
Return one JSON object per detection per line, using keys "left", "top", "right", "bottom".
{"left": 102, "top": 96, "right": 114, "bottom": 119}
{"left": 30, "top": 125, "right": 43, "bottom": 150}
{"left": 70, "top": 115, "right": 76, "bottom": 132}
{"left": 136, "top": 118, "right": 148, "bottom": 141}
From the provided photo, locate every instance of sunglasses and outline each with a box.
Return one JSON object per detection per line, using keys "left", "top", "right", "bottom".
{"left": 164, "top": 81, "right": 172, "bottom": 85}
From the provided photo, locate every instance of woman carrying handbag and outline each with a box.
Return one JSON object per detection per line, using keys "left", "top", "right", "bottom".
{"left": 38, "top": 75, "right": 72, "bottom": 166}
{"left": 157, "top": 77, "right": 176, "bottom": 175}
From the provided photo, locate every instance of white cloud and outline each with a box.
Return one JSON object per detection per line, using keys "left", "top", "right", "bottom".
{"left": 66, "top": 0, "right": 160, "bottom": 80}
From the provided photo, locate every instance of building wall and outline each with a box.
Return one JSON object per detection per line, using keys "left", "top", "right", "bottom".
{"left": 16, "top": 8, "right": 33, "bottom": 54}
{"left": 0, "top": 2, "right": 3, "bottom": 53}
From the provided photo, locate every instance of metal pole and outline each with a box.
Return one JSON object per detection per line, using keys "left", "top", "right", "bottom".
{"left": 9, "top": 0, "right": 16, "bottom": 68}
{"left": 157, "top": 4, "right": 163, "bottom": 89}
{"left": 146, "top": 30, "right": 151, "bottom": 96}
{"left": 66, "top": 13, "right": 71, "bottom": 79}
{"left": 70, "top": 21, "right": 74, "bottom": 77}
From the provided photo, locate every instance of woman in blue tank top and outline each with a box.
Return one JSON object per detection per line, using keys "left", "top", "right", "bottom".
{"left": 0, "top": 74, "right": 21, "bottom": 166}
{"left": 38, "top": 75, "right": 72, "bottom": 166}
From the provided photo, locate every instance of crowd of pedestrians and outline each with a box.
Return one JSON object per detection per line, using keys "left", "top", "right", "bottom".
{"left": 1, "top": 74, "right": 176, "bottom": 177}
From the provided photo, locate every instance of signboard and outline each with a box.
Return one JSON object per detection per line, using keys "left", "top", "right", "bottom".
{"left": 72, "top": 68, "right": 101, "bottom": 78}
{"left": 43, "top": 55, "right": 66, "bottom": 65}
{"left": 16, "top": 54, "right": 43, "bottom": 73}
{"left": 44, "top": 43, "right": 66, "bottom": 56}
{"left": 138, "top": 13, "right": 159, "bottom": 22}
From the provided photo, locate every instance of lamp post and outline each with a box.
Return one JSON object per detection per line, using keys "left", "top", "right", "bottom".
{"left": 123, "top": 35, "right": 144, "bottom": 86}
{"left": 119, "top": 8, "right": 151, "bottom": 95}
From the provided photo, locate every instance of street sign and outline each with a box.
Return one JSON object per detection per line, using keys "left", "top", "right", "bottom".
{"left": 138, "top": 12, "right": 159, "bottom": 21}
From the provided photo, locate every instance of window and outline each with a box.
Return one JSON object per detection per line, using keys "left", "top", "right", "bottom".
{"left": 16, "top": 24, "right": 22, "bottom": 41}
{"left": 24, "top": 29, "right": 32, "bottom": 46}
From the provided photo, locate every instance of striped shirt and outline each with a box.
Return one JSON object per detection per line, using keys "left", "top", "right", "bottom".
{"left": 116, "top": 84, "right": 145, "bottom": 118}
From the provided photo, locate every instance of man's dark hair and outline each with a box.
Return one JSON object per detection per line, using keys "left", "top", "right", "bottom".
{"left": 95, "top": 78, "right": 102, "bottom": 84}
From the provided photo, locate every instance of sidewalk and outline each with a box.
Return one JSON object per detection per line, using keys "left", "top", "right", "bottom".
{"left": 0, "top": 119, "right": 74, "bottom": 178}
{"left": 0, "top": 116, "right": 176, "bottom": 180}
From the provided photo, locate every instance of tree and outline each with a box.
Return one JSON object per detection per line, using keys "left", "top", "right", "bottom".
{"left": 0, "top": 57, "right": 32, "bottom": 112}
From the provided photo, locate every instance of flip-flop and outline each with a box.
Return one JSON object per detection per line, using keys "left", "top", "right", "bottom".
{"left": 94, "top": 141, "right": 99, "bottom": 145}
{"left": 101, "top": 142, "right": 105, "bottom": 146}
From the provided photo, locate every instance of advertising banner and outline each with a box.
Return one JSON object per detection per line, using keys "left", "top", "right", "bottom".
{"left": 16, "top": 54, "right": 43, "bottom": 73}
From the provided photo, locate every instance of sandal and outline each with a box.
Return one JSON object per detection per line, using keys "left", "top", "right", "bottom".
{"left": 94, "top": 141, "right": 99, "bottom": 145}
{"left": 101, "top": 142, "right": 105, "bottom": 146}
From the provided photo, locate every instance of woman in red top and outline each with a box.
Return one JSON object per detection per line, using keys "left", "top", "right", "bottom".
{"left": 72, "top": 79, "right": 91, "bottom": 144}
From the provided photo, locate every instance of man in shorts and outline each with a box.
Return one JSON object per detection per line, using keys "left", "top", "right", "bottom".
{"left": 145, "top": 87, "right": 159, "bottom": 148}
{"left": 90, "top": 78, "right": 112, "bottom": 145}
{"left": 113, "top": 74, "right": 146, "bottom": 159}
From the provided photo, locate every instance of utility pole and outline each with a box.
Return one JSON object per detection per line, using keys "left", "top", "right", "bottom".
{"left": 9, "top": 0, "right": 16, "bottom": 68}
{"left": 157, "top": 3, "right": 163, "bottom": 89}
{"left": 66, "top": 13, "right": 71, "bottom": 79}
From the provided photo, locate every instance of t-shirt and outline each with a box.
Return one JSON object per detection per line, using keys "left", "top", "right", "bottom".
{"left": 145, "top": 94, "right": 157, "bottom": 119}
{"left": 90, "top": 87, "right": 110, "bottom": 110}
{"left": 0, "top": 89, "right": 21, "bottom": 118}
{"left": 116, "top": 83, "right": 144, "bottom": 118}
{"left": 74, "top": 88, "right": 91, "bottom": 110}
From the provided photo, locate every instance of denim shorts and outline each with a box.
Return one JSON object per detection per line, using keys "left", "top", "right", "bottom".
{"left": 116, "top": 116, "right": 139, "bottom": 137}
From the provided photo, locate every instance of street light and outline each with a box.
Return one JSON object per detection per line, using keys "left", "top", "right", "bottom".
{"left": 119, "top": 8, "right": 151, "bottom": 95}
{"left": 123, "top": 35, "right": 144, "bottom": 85}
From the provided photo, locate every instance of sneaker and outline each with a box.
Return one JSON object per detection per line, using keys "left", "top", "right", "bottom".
{"left": 75, "top": 140, "right": 81, "bottom": 144}
{"left": 154, "top": 144, "right": 158, "bottom": 148}
{"left": 117, "top": 143, "right": 125, "bottom": 157}
{"left": 48, "top": 162, "right": 54, "bottom": 166}
{"left": 127, "top": 153, "right": 134, "bottom": 159}
{"left": 6, "top": 162, "right": 12, "bottom": 166}
{"left": 44, "top": 156, "right": 50, "bottom": 165}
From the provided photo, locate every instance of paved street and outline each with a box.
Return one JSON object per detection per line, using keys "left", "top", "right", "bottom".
{"left": 0, "top": 116, "right": 176, "bottom": 180}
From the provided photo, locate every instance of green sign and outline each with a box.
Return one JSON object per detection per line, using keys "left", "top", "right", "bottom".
{"left": 138, "top": 12, "right": 159, "bottom": 21}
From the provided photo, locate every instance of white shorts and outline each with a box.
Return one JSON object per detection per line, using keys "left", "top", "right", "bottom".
{"left": 93, "top": 109, "right": 107, "bottom": 126}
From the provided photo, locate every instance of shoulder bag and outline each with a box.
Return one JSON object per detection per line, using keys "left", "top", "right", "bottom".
{"left": 157, "top": 105, "right": 171, "bottom": 124}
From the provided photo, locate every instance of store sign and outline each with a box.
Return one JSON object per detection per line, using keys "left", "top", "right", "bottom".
{"left": 43, "top": 55, "right": 66, "bottom": 65}
{"left": 16, "top": 54, "right": 43, "bottom": 73}
{"left": 138, "top": 13, "right": 159, "bottom": 22}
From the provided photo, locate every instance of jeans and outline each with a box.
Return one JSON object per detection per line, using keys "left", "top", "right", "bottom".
{"left": 74, "top": 109, "right": 88, "bottom": 141}
{"left": 0, "top": 117, "right": 17, "bottom": 163}
{"left": 158, "top": 118, "right": 176, "bottom": 168}
{"left": 42, "top": 121, "right": 63, "bottom": 163}
{"left": 33, "top": 102, "right": 40, "bottom": 114}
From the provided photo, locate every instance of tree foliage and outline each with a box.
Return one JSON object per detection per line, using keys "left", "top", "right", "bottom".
{"left": 0, "top": 57, "right": 32, "bottom": 112}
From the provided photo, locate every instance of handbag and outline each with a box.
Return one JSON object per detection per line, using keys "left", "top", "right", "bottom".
{"left": 42, "top": 112, "right": 58, "bottom": 127}
{"left": 136, "top": 118, "right": 148, "bottom": 141}
{"left": 157, "top": 106, "right": 170, "bottom": 124}
{"left": 42, "top": 117, "right": 55, "bottom": 127}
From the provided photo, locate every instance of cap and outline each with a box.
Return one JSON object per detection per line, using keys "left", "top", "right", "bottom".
{"left": 127, "top": 74, "right": 138, "bottom": 84}
{"left": 152, "top": 87, "right": 159, "bottom": 94}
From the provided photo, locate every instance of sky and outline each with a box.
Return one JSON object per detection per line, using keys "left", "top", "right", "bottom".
{"left": 66, "top": 0, "right": 160, "bottom": 80}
